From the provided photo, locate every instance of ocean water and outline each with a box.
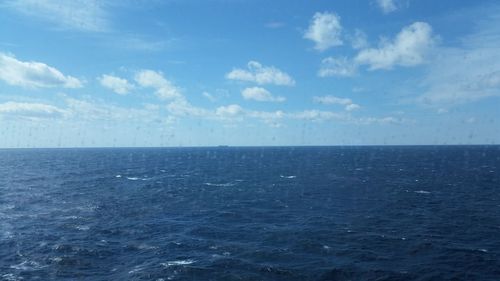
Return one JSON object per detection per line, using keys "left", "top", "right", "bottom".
{"left": 0, "top": 146, "right": 499, "bottom": 281}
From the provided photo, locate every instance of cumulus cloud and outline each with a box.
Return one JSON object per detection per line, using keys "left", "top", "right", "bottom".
{"left": 5, "top": 0, "right": 109, "bottom": 32}
{"left": 376, "top": 0, "right": 398, "bottom": 14}
{"left": 318, "top": 57, "right": 357, "bottom": 77}
{"left": 355, "top": 22, "right": 437, "bottom": 70}
{"left": 98, "top": 74, "right": 134, "bottom": 95}
{"left": 241, "top": 87, "right": 285, "bottom": 102}
{"left": 226, "top": 61, "right": 295, "bottom": 86}
{"left": 313, "top": 95, "right": 360, "bottom": 111}
{"left": 135, "top": 70, "right": 182, "bottom": 100}
{"left": 304, "top": 12, "right": 343, "bottom": 51}
{"left": 0, "top": 53, "right": 83, "bottom": 89}
{"left": 0, "top": 101, "right": 67, "bottom": 118}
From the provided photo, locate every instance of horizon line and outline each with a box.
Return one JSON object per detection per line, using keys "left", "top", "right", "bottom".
{"left": 0, "top": 144, "right": 499, "bottom": 150}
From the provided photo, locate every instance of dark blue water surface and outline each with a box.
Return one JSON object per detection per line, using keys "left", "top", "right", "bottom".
{"left": 0, "top": 146, "right": 499, "bottom": 280}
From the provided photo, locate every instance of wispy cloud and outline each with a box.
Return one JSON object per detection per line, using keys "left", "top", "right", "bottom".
{"left": 5, "top": 0, "right": 109, "bottom": 32}
{"left": 265, "top": 21, "right": 285, "bottom": 29}
{"left": 376, "top": 0, "right": 398, "bottom": 14}
{"left": 313, "top": 95, "right": 360, "bottom": 111}
{"left": 0, "top": 101, "right": 67, "bottom": 119}
{"left": 349, "top": 29, "right": 369, "bottom": 50}
{"left": 318, "top": 57, "right": 357, "bottom": 77}
{"left": 226, "top": 61, "right": 295, "bottom": 86}
{"left": 110, "top": 36, "right": 174, "bottom": 52}
{"left": 0, "top": 53, "right": 83, "bottom": 89}
{"left": 416, "top": 6, "right": 500, "bottom": 106}
{"left": 304, "top": 12, "right": 343, "bottom": 51}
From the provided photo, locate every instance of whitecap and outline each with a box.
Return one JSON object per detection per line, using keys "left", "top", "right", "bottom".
{"left": 204, "top": 182, "right": 235, "bottom": 187}
{"left": 10, "top": 260, "right": 46, "bottom": 271}
{"left": 160, "top": 259, "right": 195, "bottom": 267}
{"left": 126, "top": 177, "right": 140, "bottom": 181}
{"left": 75, "top": 225, "right": 90, "bottom": 231}
{"left": 136, "top": 244, "right": 159, "bottom": 250}
{"left": 128, "top": 262, "right": 152, "bottom": 274}
{"left": 414, "top": 190, "right": 431, "bottom": 194}
{"left": 280, "top": 175, "right": 296, "bottom": 179}
{"left": 2, "top": 273, "right": 22, "bottom": 281}
{"left": 478, "top": 248, "right": 488, "bottom": 253}
{"left": 115, "top": 175, "right": 122, "bottom": 178}
{"left": 64, "top": 215, "right": 80, "bottom": 220}
{"left": 50, "top": 257, "right": 63, "bottom": 263}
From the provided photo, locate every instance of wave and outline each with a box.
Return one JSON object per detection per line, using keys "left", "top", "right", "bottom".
{"left": 414, "top": 190, "right": 431, "bottom": 194}
{"left": 160, "top": 259, "right": 195, "bottom": 267}
{"left": 204, "top": 182, "right": 235, "bottom": 187}
{"left": 10, "top": 260, "right": 47, "bottom": 271}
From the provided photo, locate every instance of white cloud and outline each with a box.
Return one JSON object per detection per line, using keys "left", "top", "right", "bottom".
{"left": 355, "top": 22, "right": 436, "bottom": 70}
{"left": 304, "top": 12, "right": 343, "bottom": 51}
{"left": 345, "top": 103, "right": 361, "bottom": 111}
{"left": 354, "top": 116, "right": 403, "bottom": 125}
{"left": 318, "top": 57, "right": 357, "bottom": 77}
{"left": 241, "top": 87, "right": 285, "bottom": 102}
{"left": 166, "top": 98, "right": 209, "bottom": 117}
{"left": 350, "top": 29, "right": 368, "bottom": 49}
{"left": 135, "top": 70, "right": 182, "bottom": 100}
{"left": 98, "top": 74, "right": 134, "bottom": 95}
{"left": 313, "top": 95, "right": 360, "bottom": 111}
{"left": 215, "top": 104, "right": 244, "bottom": 117}
{"left": 313, "top": 95, "right": 352, "bottom": 105}
{"left": 226, "top": 61, "right": 295, "bottom": 86}
{"left": 5, "top": 0, "right": 109, "bottom": 32}
{"left": 0, "top": 101, "right": 67, "bottom": 118}
{"left": 0, "top": 53, "right": 83, "bottom": 89}
{"left": 376, "top": 0, "right": 397, "bottom": 14}
{"left": 64, "top": 97, "right": 164, "bottom": 122}
{"left": 291, "top": 110, "right": 343, "bottom": 122}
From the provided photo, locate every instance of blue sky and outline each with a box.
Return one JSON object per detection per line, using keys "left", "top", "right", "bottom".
{"left": 0, "top": 0, "right": 499, "bottom": 147}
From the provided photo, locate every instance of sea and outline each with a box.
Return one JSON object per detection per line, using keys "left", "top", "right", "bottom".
{"left": 0, "top": 146, "right": 499, "bottom": 280}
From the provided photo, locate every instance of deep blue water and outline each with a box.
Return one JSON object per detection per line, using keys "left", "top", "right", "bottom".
{"left": 0, "top": 146, "right": 499, "bottom": 280}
